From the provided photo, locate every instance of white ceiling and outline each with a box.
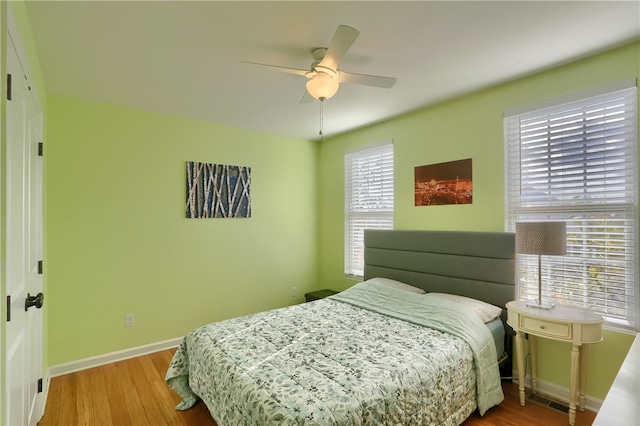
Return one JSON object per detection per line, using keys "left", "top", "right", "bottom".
{"left": 24, "top": 1, "right": 640, "bottom": 141}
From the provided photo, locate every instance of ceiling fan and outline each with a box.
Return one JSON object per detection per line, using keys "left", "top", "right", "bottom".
{"left": 243, "top": 25, "right": 397, "bottom": 102}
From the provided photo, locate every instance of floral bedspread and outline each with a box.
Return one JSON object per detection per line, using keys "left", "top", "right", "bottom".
{"left": 166, "top": 282, "right": 503, "bottom": 425}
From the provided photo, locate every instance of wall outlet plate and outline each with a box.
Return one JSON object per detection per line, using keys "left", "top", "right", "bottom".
{"left": 125, "top": 313, "right": 135, "bottom": 327}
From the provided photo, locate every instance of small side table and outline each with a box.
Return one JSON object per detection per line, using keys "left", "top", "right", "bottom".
{"left": 304, "top": 289, "right": 339, "bottom": 302}
{"left": 506, "top": 301, "right": 603, "bottom": 426}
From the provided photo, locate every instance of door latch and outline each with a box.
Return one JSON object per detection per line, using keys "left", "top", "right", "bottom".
{"left": 25, "top": 293, "right": 44, "bottom": 311}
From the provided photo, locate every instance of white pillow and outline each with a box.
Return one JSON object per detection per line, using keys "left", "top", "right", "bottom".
{"left": 426, "top": 293, "right": 502, "bottom": 322}
{"left": 363, "top": 277, "right": 426, "bottom": 294}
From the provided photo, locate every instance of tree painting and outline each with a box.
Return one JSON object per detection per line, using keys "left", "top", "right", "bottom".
{"left": 186, "top": 161, "right": 251, "bottom": 218}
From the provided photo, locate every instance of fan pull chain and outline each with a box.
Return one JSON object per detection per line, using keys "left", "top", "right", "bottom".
{"left": 319, "top": 98, "right": 324, "bottom": 141}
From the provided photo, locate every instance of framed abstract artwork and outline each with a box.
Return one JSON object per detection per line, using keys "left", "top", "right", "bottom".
{"left": 186, "top": 161, "right": 251, "bottom": 218}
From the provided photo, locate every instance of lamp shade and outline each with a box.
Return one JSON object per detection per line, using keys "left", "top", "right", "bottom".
{"left": 515, "top": 222, "right": 566, "bottom": 255}
{"left": 306, "top": 72, "right": 339, "bottom": 100}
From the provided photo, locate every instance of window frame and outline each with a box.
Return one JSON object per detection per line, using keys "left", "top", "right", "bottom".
{"left": 344, "top": 142, "right": 394, "bottom": 278}
{"left": 504, "top": 80, "right": 639, "bottom": 332}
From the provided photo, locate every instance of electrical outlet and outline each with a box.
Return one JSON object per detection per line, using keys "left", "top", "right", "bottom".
{"left": 291, "top": 287, "right": 297, "bottom": 297}
{"left": 125, "top": 313, "right": 135, "bottom": 327}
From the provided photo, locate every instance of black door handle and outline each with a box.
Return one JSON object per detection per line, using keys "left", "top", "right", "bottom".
{"left": 25, "top": 292, "right": 44, "bottom": 311}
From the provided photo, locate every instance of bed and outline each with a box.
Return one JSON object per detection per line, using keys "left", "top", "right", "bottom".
{"left": 166, "top": 229, "right": 516, "bottom": 425}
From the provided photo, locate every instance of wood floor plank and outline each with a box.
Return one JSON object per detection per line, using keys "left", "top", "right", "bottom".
{"left": 38, "top": 349, "right": 597, "bottom": 426}
{"left": 104, "top": 362, "right": 132, "bottom": 426}
{"left": 129, "top": 356, "right": 174, "bottom": 426}
{"left": 37, "top": 373, "right": 62, "bottom": 426}
{"left": 177, "top": 400, "right": 217, "bottom": 426}
{"left": 75, "top": 367, "right": 95, "bottom": 425}
{"left": 57, "top": 373, "right": 78, "bottom": 425}
{"left": 151, "top": 379, "right": 188, "bottom": 426}
{"left": 138, "top": 353, "right": 155, "bottom": 379}
{"left": 463, "top": 382, "right": 596, "bottom": 426}
{"left": 117, "top": 359, "right": 151, "bottom": 426}
{"left": 149, "top": 349, "right": 198, "bottom": 425}
{"left": 107, "top": 393, "right": 132, "bottom": 426}
{"left": 89, "top": 365, "right": 113, "bottom": 425}
{"left": 150, "top": 348, "right": 173, "bottom": 380}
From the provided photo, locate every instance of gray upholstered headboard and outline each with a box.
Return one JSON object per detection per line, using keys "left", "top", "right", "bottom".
{"left": 363, "top": 229, "right": 516, "bottom": 329}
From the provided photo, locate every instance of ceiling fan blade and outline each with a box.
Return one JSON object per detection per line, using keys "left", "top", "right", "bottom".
{"left": 241, "top": 61, "right": 308, "bottom": 77}
{"left": 339, "top": 71, "right": 397, "bottom": 88}
{"left": 299, "top": 91, "right": 314, "bottom": 104}
{"left": 318, "top": 25, "right": 359, "bottom": 71}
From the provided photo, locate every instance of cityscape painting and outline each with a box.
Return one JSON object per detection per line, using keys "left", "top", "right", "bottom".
{"left": 186, "top": 161, "right": 252, "bottom": 218}
{"left": 414, "top": 158, "right": 472, "bottom": 206}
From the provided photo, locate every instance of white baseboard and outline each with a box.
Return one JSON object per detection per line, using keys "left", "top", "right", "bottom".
{"left": 514, "top": 372, "right": 603, "bottom": 413}
{"left": 48, "top": 336, "right": 183, "bottom": 378}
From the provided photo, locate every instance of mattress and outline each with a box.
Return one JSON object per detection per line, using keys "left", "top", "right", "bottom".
{"left": 486, "top": 317, "right": 505, "bottom": 359}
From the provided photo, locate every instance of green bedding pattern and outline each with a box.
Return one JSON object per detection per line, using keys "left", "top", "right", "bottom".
{"left": 332, "top": 282, "right": 504, "bottom": 415}
{"left": 166, "top": 282, "right": 504, "bottom": 425}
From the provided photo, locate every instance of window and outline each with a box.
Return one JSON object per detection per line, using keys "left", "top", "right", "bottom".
{"left": 505, "top": 80, "right": 638, "bottom": 331}
{"left": 345, "top": 142, "right": 394, "bottom": 278}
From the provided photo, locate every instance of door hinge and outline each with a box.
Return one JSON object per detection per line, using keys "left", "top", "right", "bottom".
{"left": 37, "top": 378, "right": 43, "bottom": 393}
{"left": 6, "top": 73, "right": 12, "bottom": 100}
{"left": 6, "top": 296, "right": 10, "bottom": 322}
{"left": 38, "top": 142, "right": 43, "bottom": 157}
{"left": 38, "top": 260, "right": 43, "bottom": 275}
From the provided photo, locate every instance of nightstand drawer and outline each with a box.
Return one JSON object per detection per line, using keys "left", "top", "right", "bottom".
{"left": 520, "top": 316, "right": 571, "bottom": 339}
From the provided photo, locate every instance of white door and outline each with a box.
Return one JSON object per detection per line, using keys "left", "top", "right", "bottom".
{"left": 25, "top": 40, "right": 44, "bottom": 426}
{"left": 4, "top": 14, "right": 44, "bottom": 426}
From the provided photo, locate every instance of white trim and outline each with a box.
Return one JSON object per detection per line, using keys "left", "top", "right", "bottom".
{"left": 48, "top": 337, "right": 183, "bottom": 378}
{"left": 504, "top": 78, "right": 637, "bottom": 117}
{"left": 603, "top": 320, "right": 640, "bottom": 335}
{"left": 513, "top": 373, "right": 603, "bottom": 413}
{"left": 7, "top": 3, "right": 42, "bottom": 115}
{"left": 37, "top": 374, "right": 50, "bottom": 424}
{"left": 344, "top": 138, "right": 393, "bottom": 155}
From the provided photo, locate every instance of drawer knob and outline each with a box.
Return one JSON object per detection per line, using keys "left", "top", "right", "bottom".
{"left": 540, "top": 325, "right": 546, "bottom": 330}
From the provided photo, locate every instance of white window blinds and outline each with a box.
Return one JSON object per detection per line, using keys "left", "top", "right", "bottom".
{"left": 505, "top": 81, "right": 638, "bottom": 330}
{"left": 345, "top": 143, "right": 394, "bottom": 278}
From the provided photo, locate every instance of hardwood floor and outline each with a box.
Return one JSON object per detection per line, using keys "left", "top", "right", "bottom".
{"left": 38, "top": 348, "right": 596, "bottom": 426}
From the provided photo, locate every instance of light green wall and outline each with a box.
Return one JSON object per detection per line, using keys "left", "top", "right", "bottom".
{"left": 46, "top": 96, "right": 318, "bottom": 365}
{"left": 317, "top": 41, "right": 640, "bottom": 400}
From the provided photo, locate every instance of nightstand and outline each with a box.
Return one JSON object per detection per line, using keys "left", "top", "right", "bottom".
{"left": 304, "top": 289, "right": 339, "bottom": 302}
{"left": 506, "top": 301, "right": 603, "bottom": 426}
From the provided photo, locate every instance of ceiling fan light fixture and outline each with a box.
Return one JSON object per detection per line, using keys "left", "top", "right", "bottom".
{"left": 306, "top": 73, "right": 339, "bottom": 100}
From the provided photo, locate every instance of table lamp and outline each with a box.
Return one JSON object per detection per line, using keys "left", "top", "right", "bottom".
{"left": 515, "top": 222, "right": 567, "bottom": 309}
